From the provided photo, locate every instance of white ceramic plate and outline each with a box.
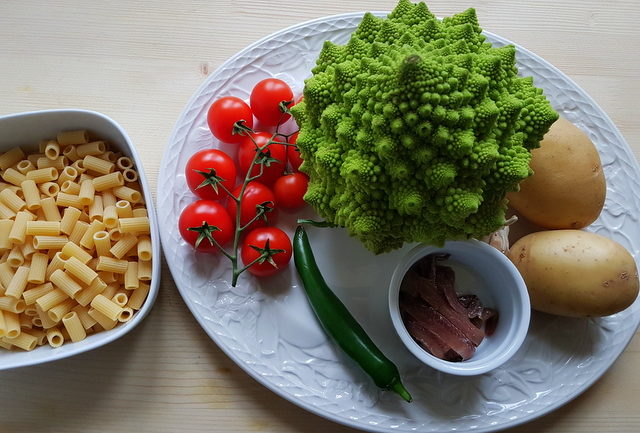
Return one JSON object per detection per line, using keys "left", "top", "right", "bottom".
{"left": 158, "top": 12, "right": 640, "bottom": 433}
{"left": 0, "top": 109, "right": 161, "bottom": 370}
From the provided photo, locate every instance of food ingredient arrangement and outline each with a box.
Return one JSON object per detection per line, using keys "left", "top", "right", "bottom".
{"left": 0, "top": 131, "right": 152, "bottom": 351}
{"left": 176, "top": 0, "right": 638, "bottom": 400}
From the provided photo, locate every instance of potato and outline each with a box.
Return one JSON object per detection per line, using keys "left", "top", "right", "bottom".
{"left": 507, "top": 230, "right": 638, "bottom": 317}
{"left": 507, "top": 117, "right": 606, "bottom": 229}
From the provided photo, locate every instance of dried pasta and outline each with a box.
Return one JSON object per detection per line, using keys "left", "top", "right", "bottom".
{"left": 0, "top": 132, "right": 152, "bottom": 351}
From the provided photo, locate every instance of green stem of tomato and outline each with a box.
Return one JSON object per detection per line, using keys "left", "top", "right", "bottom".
{"left": 228, "top": 122, "right": 294, "bottom": 287}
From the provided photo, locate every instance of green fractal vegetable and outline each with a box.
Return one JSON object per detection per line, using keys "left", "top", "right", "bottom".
{"left": 293, "top": 226, "right": 412, "bottom": 402}
{"left": 291, "top": 0, "right": 558, "bottom": 254}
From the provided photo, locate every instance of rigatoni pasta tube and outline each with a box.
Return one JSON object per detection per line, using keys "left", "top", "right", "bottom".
{"left": 60, "top": 207, "right": 82, "bottom": 235}
{"left": 4, "top": 311, "right": 20, "bottom": 338}
{"left": 88, "top": 195, "right": 103, "bottom": 222}
{"left": 16, "top": 159, "right": 35, "bottom": 174}
{"left": 90, "top": 294, "right": 122, "bottom": 321}
{"left": 75, "top": 277, "right": 107, "bottom": 307}
{"left": 128, "top": 283, "right": 150, "bottom": 310}
{"left": 71, "top": 304, "right": 96, "bottom": 329}
{"left": 26, "top": 221, "right": 61, "bottom": 236}
{"left": 20, "top": 236, "right": 37, "bottom": 260}
{"left": 26, "top": 167, "right": 58, "bottom": 183}
{"left": 92, "top": 171, "right": 124, "bottom": 192}
{"left": 124, "top": 262, "right": 139, "bottom": 290}
{"left": 60, "top": 180, "right": 80, "bottom": 194}
{"left": 0, "top": 220, "right": 13, "bottom": 250}
{"left": 0, "top": 262, "right": 15, "bottom": 289}
{"left": 102, "top": 189, "right": 116, "bottom": 208}
{"left": 83, "top": 155, "right": 114, "bottom": 174}
{"left": 37, "top": 156, "right": 67, "bottom": 171}
{"left": 44, "top": 141, "right": 60, "bottom": 160}
{"left": 40, "top": 197, "right": 62, "bottom": 221}
{"left": 112, "top": 292, "right": 128, "bottom": 307}
{"left": 77, "top": 141, "right": 106, "bottom": 158}
{"left": 5, "top": 266, "right": 30, "bottom": 299}
{"left": 61, "top": 241, "right": 92, "bottom": 264}
{"left": 57, "top": 130, "right": 89, "bottom": 146}
{"left": 62, "top": 311, "right": 86, "bottom": 342}
{"left": 9, "top": 211, "right": 35, "bottom": 244}
{"left": 68, "top": 221, "right": 89, "bottom": 245}
{"left": 7, "top": 245, "right": 24, "bottom": 267}
{"left": 21, "top": 179, "right": 41, "bottom": 210}
{"left": 49, "top": 269, "right": 83, "bottom": 298}
{"left": 48, "top": 298, "right": 77, "bottom": 322}
{"left": 64, "top": 256, "right": 98, "bottom": 285}
{"left": 56, "top": 166, "right": 78, "bottom": 185}
{"left": 35, "top": 288, "right": 69, "bottom": 312}
{"left": 56, "top": 192, "right": 83, "bottom": 209}
{"left": 103, "top": 205, "right": 118, "bottom": 229}
{"left": 136, "top": 235, "right": 152, "bottom": 261}
{"left": 137, "top": 259, "right": 152, "bottom": 282}
{"left": 87, "top": 307, "right": 117, "bottom": 330}
{"left": 6, "top": 331, "right": 37, "bottom": 351}
{"left": 93, "top": 231, "right": 111, "bottom": 257}
{"left": 118, "top": 217, "right": 150, "bottom": 234}
{"left": 79, "top": 220, "right": 105, "bottom": 249}
{"left": 0, "top": 147, "right": 26, "bottom": 170}
{"left": 2, "top": 168, "right": 27, "bottom": 186}
{"left": 27, "top": 252, "right": 48, "bottom": 284}
{"left": 33, "top": 235, "right": 69, "bottom": 250}
{"left": 0, "top": 202, "right": 15, "bottom": 220}
{"left": 113, "top": 186, "right": 141, "bottom": 203}
{"left": 78, "top": 179, "right": 95, "bottom": 206}
{"left": 110, "top": 233, "right": 137, "bottom": 259}
{"left": 96, "top": 256, "right": 128, "bottom": 274}
{"left": 39, "top": 181, "right": 60, "bottom": 197}
{"left": 45, "top": 327, "right": 64, "bottom": 347}
{"left": 22, "top": 282, "right": 54, "bottom": 305}
{"left": 0, "top": 188, "right": 27, "bottom": 212}
{"left": 115, "top": 200, "right": 133, "bottom": 218}
{"left": 0, "top": 296, "right": 26, "bottom": 313}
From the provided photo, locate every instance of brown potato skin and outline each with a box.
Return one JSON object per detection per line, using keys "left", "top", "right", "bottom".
{"left": 507, "top": 117, "right": 606, "bottom": 229}
{"left": 507, "top": 230, "right": 639, "bottom": 317}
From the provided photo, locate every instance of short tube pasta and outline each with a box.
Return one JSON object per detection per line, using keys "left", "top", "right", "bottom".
{"left": 90, "top": 294, "right": 122, "bottom": 321}
{"left": 39, "top": 182, "right": 60, "bottom": 197}
{"left": 2, "top": 168, "right": 27, "bottom": 186}
{"left": 61, "top": 241, "right": 92, "bottom": 264}
{"left": 113, "top": 186, "right": 141, "bottom": 203}
{"left": 77, "top": 141, "right": 106, "bottom": 158}
{"left": 44, "top": 141, "right": 61, "bottom": 160}
{"left": 78, "top": 179, "right": 95, "bottom": 206}
{"left": 64, "top": 256, "right": 98, "bottom": 285}
{"left": 28, "top": 252, "right": 49, "bottom": 284}
{"left": 115, "top": 200, "right": 133, "bottom": 218}
{"left": 60, "top": 207, "right": 82, "bottom": 235}
{"left": 40, "top": 197, "right": 62, "bottom": 221}
{"left": 33, "top": 235, "right": 69, "bottom": 250}
{"left": 118, "top": 217, "right": 150, "bottom": 234}
{"left": 35, "top": 288, "right": 69, "bottom": 312}
{"left": 22, "top": 282, "right": 53, "bottom": 305}
{"left": 96, "top": 256, "right": 128, "bottom": 274}
{"left": 0, "top": 147, "right": 26, "bottom": 171}
{"left": 5, "top": 266, "right": 30, "bottom": 299}
{"left": 75, "top": 277, "right": 107, "bottom": 307}
{"left": 26, "top": 221, "right": 61, "bottom": 236}
{"left": 9, "top": 211, "right": 35, "bottom": 245}
{"left": 83, "top": 155, "right": 114, "bottom": 175}
{"left": 92, "top": 171, "right": 124, "bottom": 192}
{"left": 21, "top": 179, "right": 42, "bottom": 210}
{"left": 26, "top": 167, "right": 58, "bottom": 183}
{"left": 6, "top": 331, "right": 38, "bottom": 351}
{"left": 45, "top": 327, "right": 64, "bottom": 347}
{"left": 68, "top": 220, "right": 89, "bottom": 245}
{"left": 49, "top": 270, "right": 83, "bottom": 298}
{"left": 110, "top": 233, "right": 138, "bottom": 259}
{"left": 48, "top": 298, "right": 76, "bottom": 322}
{"left": 57, "top": 130, "right": 89, "bottom": 146}
{"left": 0, "top": 296, "right": 26, "bottom": 314}
{"left": 0, "top": 188, "right": 27, "bottom": 212}
{"left": 62, "top": 311, "right": 86, "bottom": 342}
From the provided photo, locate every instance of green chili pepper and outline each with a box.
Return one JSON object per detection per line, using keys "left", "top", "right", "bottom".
{"left": 293, "top": 226, "right": 412, "bottom": 403}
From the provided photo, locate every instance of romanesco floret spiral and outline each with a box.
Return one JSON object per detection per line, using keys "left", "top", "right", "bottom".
{"left": 292, "top": 0, "right": 558, "bottom": 253}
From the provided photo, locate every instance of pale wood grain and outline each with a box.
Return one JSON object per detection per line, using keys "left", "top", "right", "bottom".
{"left": 0, "top": 1, "right": 638, "bottom": 432}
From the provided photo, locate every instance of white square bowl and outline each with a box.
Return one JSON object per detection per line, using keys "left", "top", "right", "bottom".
{"left": 0, "top": 109, "right": 160, "bottom": 370}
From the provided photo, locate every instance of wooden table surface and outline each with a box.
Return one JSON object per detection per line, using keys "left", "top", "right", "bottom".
{"left": 1, "top": 1, "right": 639, "bottom": 432}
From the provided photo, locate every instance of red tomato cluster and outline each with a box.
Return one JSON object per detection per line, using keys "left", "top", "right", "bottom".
{"left": 179, "top": 78, "right": 308, "bottom": 278}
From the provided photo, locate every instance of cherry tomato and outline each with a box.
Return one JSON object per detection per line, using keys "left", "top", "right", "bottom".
{"left": 273, "top": 173, "right": 308, "bottom": 210}
{"left": 241, "top": 227, "right": 292, "bottom": 277}
{"left": 207, "top": 96, "right": 254, "bottom": 144}
{"left": 227, "top": 181, "right": 277, "bottom": 231}
{"left": 286, "top": 132, "right": 303, "bottom": 172}
{"left": 185, "top": 149, "right": 236, "bottom": 201}
{"left": 178, "top": 200, "right": 234, "bottom": 253}
{"left": 250, "top": 78, "right": 294, "bottom": 127}
{"left": 237, "top": 132, "right": 286, "bottom": 185}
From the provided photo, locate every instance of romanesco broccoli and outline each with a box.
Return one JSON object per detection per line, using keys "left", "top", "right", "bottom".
{"left": 292, "top": 0, "right": 558, "bottom": 254}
